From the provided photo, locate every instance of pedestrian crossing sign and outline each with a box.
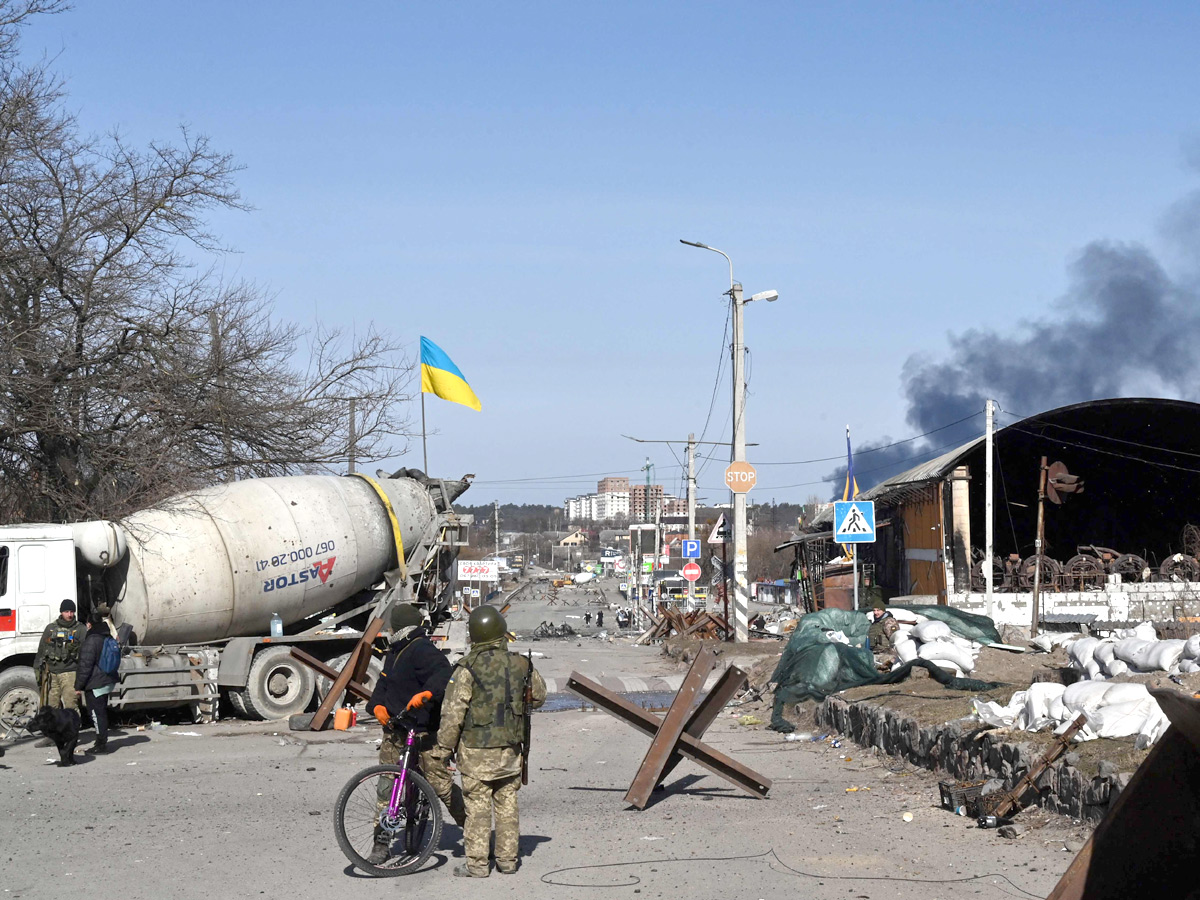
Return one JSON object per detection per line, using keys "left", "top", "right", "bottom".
{"left": 833, "top": 500, "right": 876, "bottom": 543}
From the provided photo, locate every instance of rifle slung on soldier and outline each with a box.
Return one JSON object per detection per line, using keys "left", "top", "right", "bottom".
{"left": 521, "top": 650, "right": 533, "bottom": 785}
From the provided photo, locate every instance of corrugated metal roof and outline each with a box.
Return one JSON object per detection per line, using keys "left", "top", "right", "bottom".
{"left": 810, "top": 435, "right": 983, "bottom": 525}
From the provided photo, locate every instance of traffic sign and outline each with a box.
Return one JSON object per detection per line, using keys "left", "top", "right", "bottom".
{"left": 682, "top": 561, "right": 702, "bottom": 582}
{"left": 707, "top": 513, "right": 731, "bottom": 544}
{"left": 724, "top": 461, "right": 757, "bottom": 493}
{"left": 682, "top": 539, "right": 701, "bottom": 559}
{"left": 833, "top": 500, "right": 876, "bottom": 543}
{"left": 614, "top": 558, "right": 628, "bottom": 573}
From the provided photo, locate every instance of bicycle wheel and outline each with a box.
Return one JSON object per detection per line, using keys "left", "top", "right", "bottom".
{"left": 334, "top": 764, "right": 444, "bottom": 876}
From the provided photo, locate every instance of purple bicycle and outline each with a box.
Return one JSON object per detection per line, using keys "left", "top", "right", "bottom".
{"left": 334, "top": 722, "right": 443, "bottom": 876}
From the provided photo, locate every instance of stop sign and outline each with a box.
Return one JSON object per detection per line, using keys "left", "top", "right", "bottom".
{"left": 724, "top": 461, "right": 757, "bottom": 493}
{"left": 682, "top": 561, "right": 702, "bottom": 582}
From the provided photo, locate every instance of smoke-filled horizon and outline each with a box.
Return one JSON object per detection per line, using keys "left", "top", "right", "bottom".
{"left": 825, "top": 168, "right": 1200, "bottom": 497}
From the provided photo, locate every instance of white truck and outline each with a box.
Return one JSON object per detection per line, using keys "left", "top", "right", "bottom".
{"left": 0, "top": 469, "right": 471, "bottom": 728}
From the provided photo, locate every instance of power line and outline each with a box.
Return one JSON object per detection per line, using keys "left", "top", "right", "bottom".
{"left": 1006, "top": 426, "right": 1200, "bottom": 476}
{"left": 750, "top": 410, "right": 985, "bottom": 467}
{"left": 999, "top": 408, "right": 1200, "bottom": 460}
{"left": 720, "top": 431, "right": 986, "bottom": 492}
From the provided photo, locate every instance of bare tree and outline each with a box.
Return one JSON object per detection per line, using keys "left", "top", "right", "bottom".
{"left": 0, "top": 4, "right": 411, "bottom": 522}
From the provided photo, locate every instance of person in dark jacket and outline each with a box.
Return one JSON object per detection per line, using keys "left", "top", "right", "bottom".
{"left": 366, "top": 603, "right": 466, "bottom": 863}
{"left": 75, "top": 614, "right": 118, "bottom": 753}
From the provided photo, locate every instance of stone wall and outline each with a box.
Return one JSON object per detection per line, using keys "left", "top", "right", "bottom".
{"left": 815, "top": 695, "right": 1131, "bottom": 823}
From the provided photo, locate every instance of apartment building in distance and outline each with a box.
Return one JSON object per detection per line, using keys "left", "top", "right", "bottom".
{"left": 566, "top": 475, "right": 684, "bottom": 523}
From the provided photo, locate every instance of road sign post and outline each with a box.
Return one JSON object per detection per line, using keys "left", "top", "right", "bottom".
{"left": 834, "top": 500, "right": 876, "bottom": 610}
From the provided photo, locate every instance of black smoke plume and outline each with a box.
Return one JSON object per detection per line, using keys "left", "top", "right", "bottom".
{"left": 826, "top": 173, "right": 1200, "bottom": 496}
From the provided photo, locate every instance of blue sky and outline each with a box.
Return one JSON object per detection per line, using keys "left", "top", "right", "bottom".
{"left": 23, "top": 2, "right": 1200, "bottom": 506}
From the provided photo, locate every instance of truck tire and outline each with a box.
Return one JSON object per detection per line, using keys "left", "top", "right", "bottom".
{"left": 315, "top": 652, "right": 383, "bottom": 711}
{"left": 241, "top": 646, "right": 316, "bottom": 721}
{"left": 225, "top": 688, "right": 249, "bottom": 719}
{"left": 0, "top": 666, "right": 39, "bottom": 731}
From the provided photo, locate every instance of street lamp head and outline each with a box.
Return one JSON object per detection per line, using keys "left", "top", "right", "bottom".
{"left": 748, "top": 289, "right": 779, "bottom": 303}
{"left": 679, "top": 239, "right": 711, "bottom": 250}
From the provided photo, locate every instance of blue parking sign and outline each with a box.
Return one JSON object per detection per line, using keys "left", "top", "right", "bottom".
{"left": 682, "top": 539, "right": 701, "bottom": 559}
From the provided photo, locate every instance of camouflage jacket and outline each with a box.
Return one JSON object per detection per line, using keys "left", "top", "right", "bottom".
{"left": 437, "top": 638, "right": 547, "bottom": 780}
{"left": 33, "top": 616, "right": 87, "bottom": 675}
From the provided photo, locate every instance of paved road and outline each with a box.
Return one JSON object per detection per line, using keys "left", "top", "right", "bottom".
{"left": 1, "top": 702, "right": 1079, "bottom": 900}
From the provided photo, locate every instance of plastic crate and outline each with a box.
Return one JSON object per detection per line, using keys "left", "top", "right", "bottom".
{"left": 971, "top": 791, "right": 1008, "bottom": 818}
{"left": 938, "top": 779, "right": 986, "bottom": 816}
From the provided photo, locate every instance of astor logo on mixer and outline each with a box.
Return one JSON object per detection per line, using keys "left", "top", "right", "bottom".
{"left": 262, "top": 556, "right": 337, "bottom": 593}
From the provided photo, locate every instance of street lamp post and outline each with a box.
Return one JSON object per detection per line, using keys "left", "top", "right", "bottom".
{"left": 680, "top": 240, "right": 777, "bottom": 642}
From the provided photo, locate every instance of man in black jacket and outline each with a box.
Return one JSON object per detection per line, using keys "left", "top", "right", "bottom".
{"left": 367, "top": 603, "right": 466, "bottom": 863}
{"left": 75, "top": 614, "right": 118, "bottom": 753}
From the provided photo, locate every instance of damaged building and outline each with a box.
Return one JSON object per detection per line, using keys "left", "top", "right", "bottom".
{"left": 792, "top": 398, "right": 1200, "bottom": 626}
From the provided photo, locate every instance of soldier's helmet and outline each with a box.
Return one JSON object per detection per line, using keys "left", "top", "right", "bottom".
{"left": 468, "top": 605, "right": 507, "bottom": 643}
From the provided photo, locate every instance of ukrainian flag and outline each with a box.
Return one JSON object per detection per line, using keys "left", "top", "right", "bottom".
{"left": 420, "top": 337, "right": 481, "bottom": 411}
{"left": 842, "top": 426, "right": 859, "bottom": 501}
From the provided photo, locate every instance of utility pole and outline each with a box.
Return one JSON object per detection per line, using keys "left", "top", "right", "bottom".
{"left": 621, "top": 434, "right": 749, "bottom": 612}
{"left": 687, "top": 432, "right": 696, "bottom": 609}
{"left": 494, "top": 500, "right": 500, "bottom": 560}
{"left": 730, "top": 282, "right": 750, "bottom": 643}
{"left": 679, "top": 238, "right": 778, "bottom": 641}
{"left": 1030, "top": 457, "right": 1048, "bottom": 638}
{"left": 985, "top": 399, "right": 994, "bottom": 618}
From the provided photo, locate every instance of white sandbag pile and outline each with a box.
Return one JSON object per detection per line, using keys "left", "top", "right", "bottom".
{"left": 1062, "top": 622, "right": 1200, "bottom": 680}
{"left": 972, "top": 680, "right": 1171, "bottom": 748}
{"left": 888, "top": 615, "right": 981, "bottom": 676}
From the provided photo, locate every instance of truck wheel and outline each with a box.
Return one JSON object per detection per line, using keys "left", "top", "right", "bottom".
{"left": 225, "top": 689, "right": 249, "bottom": 719}
{"left": 242, "top": 646, "right": 316, "bottom": 721}
{"left": 316, "top": 653, "right": 383, "bottom": 710}
{"left": 0, "top": 667, "right": 39, "bottom": 731}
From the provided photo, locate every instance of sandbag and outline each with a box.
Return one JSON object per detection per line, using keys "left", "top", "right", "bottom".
{"left": 1068, "top": 637, "right": 1101, "bottom": 669}
{"left": 1115, "top": 622, "right": 1158, "bottom": 641}
{"left": 1114, "top": 638, "right": 1157, "bottom": 670}
{"left": 1103, "top": 658, "right": 1129, "bottom": 677}
{"left": 918, "top": 640, "right": 974, "bottom": 673}
{"left": 1150, "top": 639, "right": 1186, "bottom": 672}
{"left": 1093, "top": 642, "right": 1117, "bottom": 665}
{"left": 893, "top": 638, "right": 918, "bottom": 663}
{"left": 1084, "top": 659, "right": 1103, "bottom": 680}
{"left": 1185, "top": 635, "right": 1200, "bottom": 660}
{"left": 1180, "top": 659, "right": 1200, "bottom": 674}
{"left": 1032, "top": 632, "right": 1082, "bottom": 652}
{"left": 912, "top": 620, "right": 952, "bottom": 643}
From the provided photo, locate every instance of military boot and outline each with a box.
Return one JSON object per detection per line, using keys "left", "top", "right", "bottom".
{"left": 367, "top": 826, "right": 390, "bottom": 865}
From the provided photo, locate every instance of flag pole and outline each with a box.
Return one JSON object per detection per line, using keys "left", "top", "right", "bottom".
{"left": 421, "top": 391, "right": 429, "bottom": 473}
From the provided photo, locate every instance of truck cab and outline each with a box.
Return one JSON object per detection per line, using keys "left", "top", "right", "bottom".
{"left": 0, "top": 525, "right": 80, "bottom": 729}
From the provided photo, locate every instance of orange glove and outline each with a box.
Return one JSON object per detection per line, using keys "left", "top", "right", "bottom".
{"left": 373, "top": 704, "right": 391, "bottom": 727}
{"left": 406, "top": 690, "right": 433, "bottom": 711}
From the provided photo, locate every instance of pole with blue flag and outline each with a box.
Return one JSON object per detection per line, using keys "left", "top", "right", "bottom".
{"left": 844, "top": 425, "right": 860, "bottom": 610}
{"left": 419, "top": 336, "right": 482, "bottom": 471}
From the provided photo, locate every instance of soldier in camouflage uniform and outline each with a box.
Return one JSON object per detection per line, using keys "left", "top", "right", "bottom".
{"left": 438, "top": 605, "right": 546, "bottom": 878}
{"left": 33, "top": 600, "right": 86, "bottom": 711}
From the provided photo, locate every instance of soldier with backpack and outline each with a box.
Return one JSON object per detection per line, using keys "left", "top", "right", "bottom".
{"left": 437, "top": 606, "right": 546, "bottom": 877}
{"left": 75, "top": 612, "right": 120, "bottom": 754}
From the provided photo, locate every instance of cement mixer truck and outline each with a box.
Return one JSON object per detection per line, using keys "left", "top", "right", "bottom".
{"left": 0, "top": 469, "right": 472, "bottom": 727}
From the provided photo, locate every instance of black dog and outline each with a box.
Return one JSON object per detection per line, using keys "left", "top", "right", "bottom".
{"left": 30, "top": 707, "right": 81, "bottom": 766}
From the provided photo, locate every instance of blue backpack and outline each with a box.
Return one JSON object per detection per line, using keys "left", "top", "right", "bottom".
{"left": 99, "top": 636, "right": 121, "bottom": 676}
